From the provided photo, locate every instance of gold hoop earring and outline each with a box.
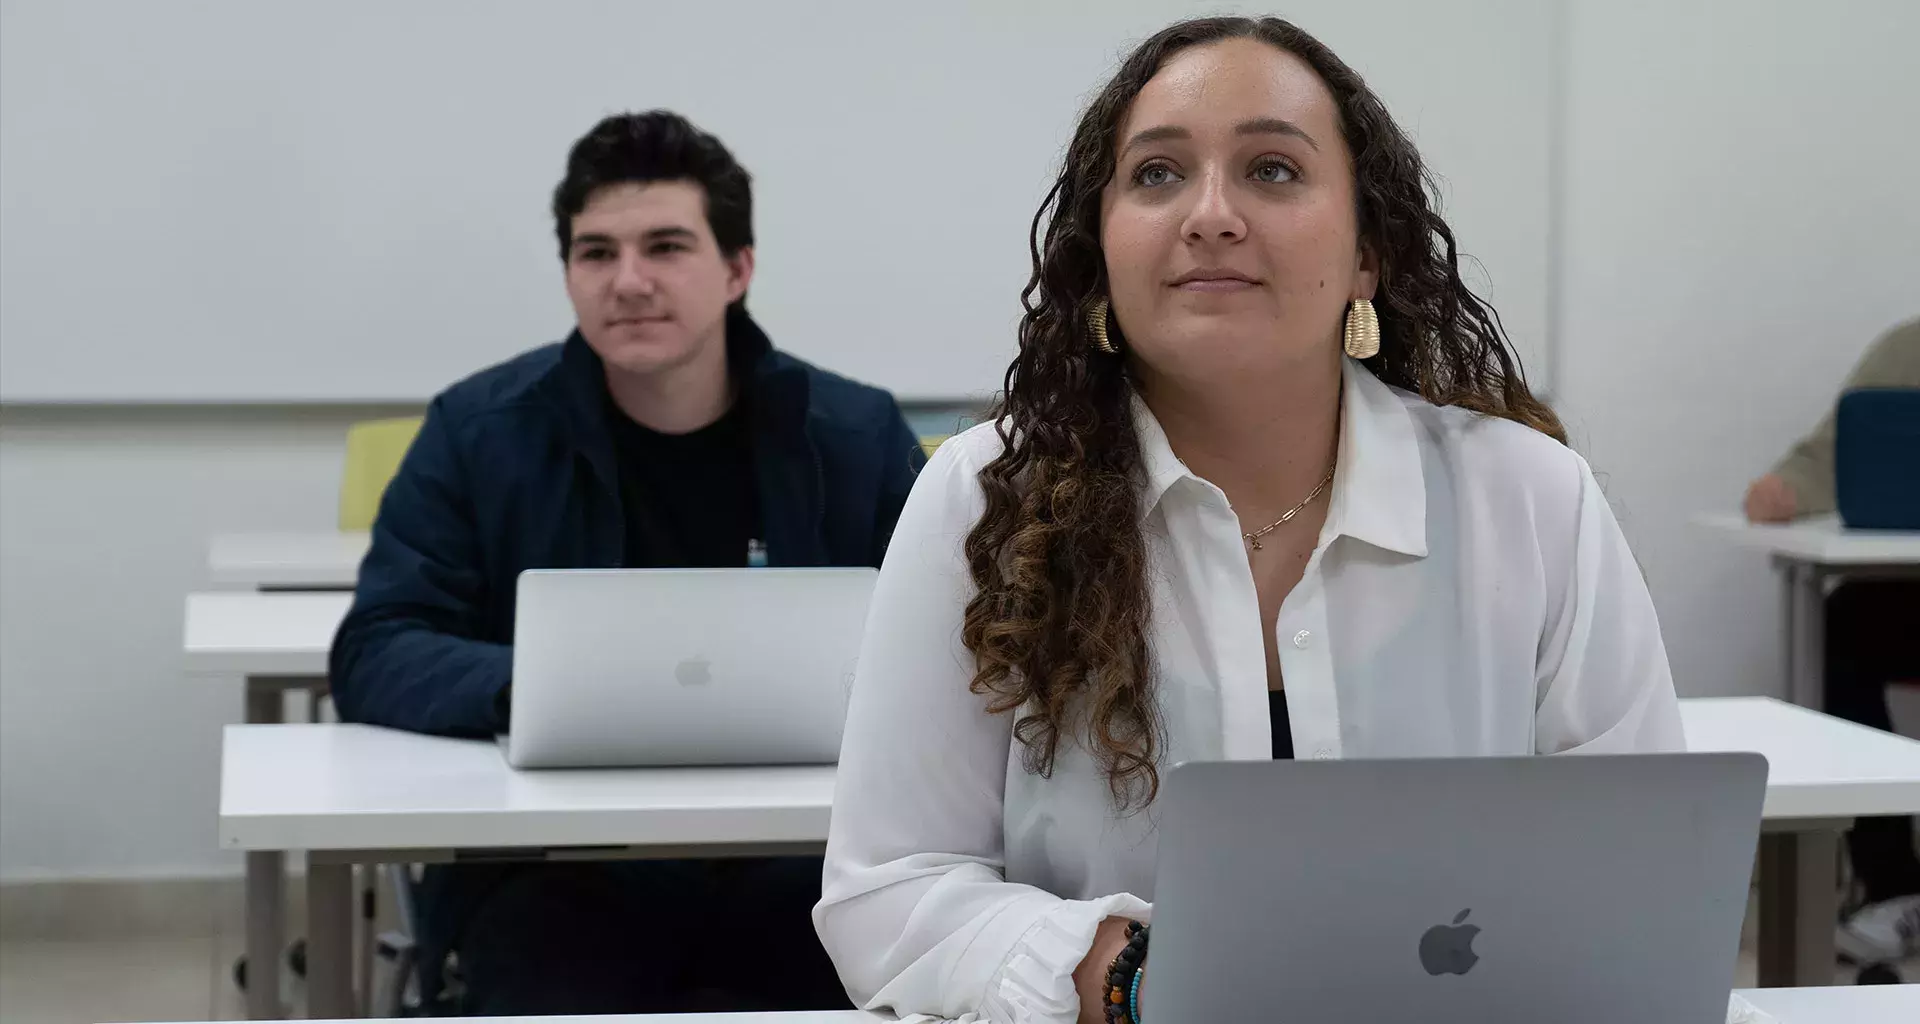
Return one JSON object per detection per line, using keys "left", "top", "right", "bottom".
{"left": 1343, "top": 297, "right": 1380, "bottom": 360}
{"left": 1087, "top": 297, "right": 1118, "bottom": 355}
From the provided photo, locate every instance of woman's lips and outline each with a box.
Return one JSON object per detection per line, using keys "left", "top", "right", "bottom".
{"left": 1174, "top": 278, "right": 1258, "bottom": 292}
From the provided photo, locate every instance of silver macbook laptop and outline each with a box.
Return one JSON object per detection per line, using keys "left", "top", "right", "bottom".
{"left": 504, "top": 568, "right": 876, "bottom": 769}
{"left": 1143, "top": 753, "right": 1767, "bottom": 1023}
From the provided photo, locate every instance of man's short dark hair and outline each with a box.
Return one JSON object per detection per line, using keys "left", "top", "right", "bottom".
{"left": 551, "top": 110, "right": 754, "bottom": 261}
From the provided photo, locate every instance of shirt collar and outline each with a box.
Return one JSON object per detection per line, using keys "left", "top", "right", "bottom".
{"left": 1133, "top": 357, "right": 1428, "bottom": 557}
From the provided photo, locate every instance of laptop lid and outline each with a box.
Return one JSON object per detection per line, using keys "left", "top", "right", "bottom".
{"left": 1142, "top": 753, "right": 1766, "bottom": 1024}
{"left": 505, "top": 568, "right": 876, "bottom": 769}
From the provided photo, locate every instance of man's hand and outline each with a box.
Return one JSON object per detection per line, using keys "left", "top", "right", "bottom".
{"left": 1743, "top": 473, "right": 1799, "bottom": 524}
{"left": 1074, "top": 916, "right": 1135, "bottom": 1024}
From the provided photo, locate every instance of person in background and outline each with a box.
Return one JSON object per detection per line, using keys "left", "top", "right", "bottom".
{"left": 1744, "top": 317, "right": 1920, "bottom": 967}
{"left": 330, "top": 110, "right": 924, "bottom": 1013}
{"left": 813, "top": 18, "right": 1681, "bottom": 1022}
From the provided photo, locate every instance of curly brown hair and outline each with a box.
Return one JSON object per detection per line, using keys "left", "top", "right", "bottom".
{"left": 960, "top": 16, "right": 1565, "bottom": 810}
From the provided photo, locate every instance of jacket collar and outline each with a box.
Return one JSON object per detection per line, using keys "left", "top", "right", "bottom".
{"left": 541, "top": 305, "right": 811, "bottom": 457}
{"left": 1134, "top": 357, "right": 1428, "bottom": 557}
{"left": 727, "top": 305, "right": 811, "bottom": 438}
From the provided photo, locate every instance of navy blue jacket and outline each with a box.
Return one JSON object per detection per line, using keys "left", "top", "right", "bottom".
{"left": 329, "top": 309, "right": 925, "bottom": 736}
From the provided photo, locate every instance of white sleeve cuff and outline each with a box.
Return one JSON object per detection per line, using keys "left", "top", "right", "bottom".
{"left": 980, "top": 893, "right": 1153, "bottom": 1024}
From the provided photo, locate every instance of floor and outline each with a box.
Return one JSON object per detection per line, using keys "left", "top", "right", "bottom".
{"left": 0, "top": 930, "right": 254, "bottom": 1023}
{"left": 1, "top": 930, "right": 1915, "bottom": 1024}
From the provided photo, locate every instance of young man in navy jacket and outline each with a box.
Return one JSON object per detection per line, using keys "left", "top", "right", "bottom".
{"left": 330, "top": 111, "right": 924, "bottom": 1013}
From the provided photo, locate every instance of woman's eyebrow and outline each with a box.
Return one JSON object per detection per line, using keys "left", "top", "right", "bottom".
{"left": 1236, "top": 116, "right": 1319, "bottom": 151}
{"left": 1119, "top": 124, "right": 1190, "bottom": 160}
{"left": 1119, "top": 117, "right": 1321, "bottom": 160}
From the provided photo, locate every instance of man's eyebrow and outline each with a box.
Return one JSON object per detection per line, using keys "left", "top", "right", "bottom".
{"left": 1235, "top": 117, "right": 1319, "bottom": 151}
{"left": 570, "top": 226, "right": 698, "bottom": 250}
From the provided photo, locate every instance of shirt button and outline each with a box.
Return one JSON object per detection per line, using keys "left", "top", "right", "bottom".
{"left": 1292, "top": 630, "right": 1313, "bottom": 649}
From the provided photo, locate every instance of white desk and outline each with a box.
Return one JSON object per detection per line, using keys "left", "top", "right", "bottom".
{"left": 204, "top": 532, "right": 364, "bottom": 1015}
{"left": 222, "top": 724, "right": 832, "bottom": 1019}
{"left": 209, "top": 531, "right": 370, "bottom": 590}
{"left": 187, "top": 591, "right": 349, "bottom": 1017}
{"left": 1695, "top": 513, "right": 1920, "bottom": 565}
{"left": 184, "top": 592, "right": 345, "bottom": 681}
{"left": 1683, "top": 697, "right": 1920, "bottom": 820}
{"left": 1738, "top": 984, "right": 1920, "bottom": 1021}
{"left": 137, "top": 985, "right": 1920, "bottom": 1023}
{"left": 221, "top": 699, "right": 1920, "bottom": 1016}
{"left": 1694, "top": 514, "right": 1920, "bottom": 708}
{"left": 220, "top": 725, "right": 835, "bottom": 855}
{"left": 1684, "top": 698, "right": 1920, "bottom": 988}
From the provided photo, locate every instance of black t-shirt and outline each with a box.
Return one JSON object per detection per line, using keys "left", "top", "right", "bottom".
{"left": 1270, "top": 689, "right": 1295, "bottom": 760}
{"left": 606, "top": 397, "right": 761, "bottom": 569}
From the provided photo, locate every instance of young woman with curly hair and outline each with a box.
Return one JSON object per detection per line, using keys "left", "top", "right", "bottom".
{"left": 815, "top": 16, "right": 1682, "bottom": 1022}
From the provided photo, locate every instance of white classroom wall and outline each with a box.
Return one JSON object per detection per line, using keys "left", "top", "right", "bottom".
{"left": 1551, "top": 0, "right": 1920, "bottom": 703}
{"left": 0, "top": 408, "right": 364, "bottom": 879}
{"left": 2, "top": 0, "right": 1918, "bottom": 881}
{"left": 0, "top": 0, "right": 1552, "bottom": 403}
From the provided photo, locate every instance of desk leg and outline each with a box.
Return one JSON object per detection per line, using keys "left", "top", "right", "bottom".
{"left": 308, "top": 859, "right": 356, "bottom": 1019}
{"left": 243, "top": 851, "right": 284, "bottom": 1019}
{"left": 1778, "top": 562, "right": 1829, "bottom": 710}
{"left": 1778, "top": 562, "right": 1800, "bottom": 706}
{"left": 244, "top": 677, "right": 283, "bottom": 726}
{"left": 242, "top": 677, "right": 285, "bottom": 1019}
{"left": 1796, "top": 568, "right": 1826, "bottom": 710}
{"left": 1756, "top": 830, "right": 1839, "bottom": 986}
{"left": 357, "top": 865, "right": 377, "bottom": 1017}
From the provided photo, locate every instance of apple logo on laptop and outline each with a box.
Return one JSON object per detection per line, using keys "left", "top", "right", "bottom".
{"left": 1418, "top": 909, "right": 1481, "bottom": 976}
{"left": 675, "top": 657, "right": 712, "bottom": 687}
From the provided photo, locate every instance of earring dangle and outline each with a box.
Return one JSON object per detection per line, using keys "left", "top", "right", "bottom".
{"left": 1343, "top": 298, "right": 1380, "bottom": 360}
{"left": 1087, "top": 297, "right": 1118, "bottom": 355}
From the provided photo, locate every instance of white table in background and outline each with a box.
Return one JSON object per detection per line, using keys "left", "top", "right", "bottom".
{"left": 1685, "top": 697, "right": 1920, "bottom": 988}
{"left": 183, "top": 590, "right": 344, "bottom": 730}
{"left": 187, "top": 590, "right": 350, "bottom": 1018}
{"left": 221, "top": 724, "right": 834, "bottom": 1019}
{"left": 205, "top": 532, "right": 366, "bottom": 1016}
{"left": 222, "top": 698, "right": 1920, "bottom": 1016}
{"left": 137, "top": 985, "right": 1920, "bottom": 1023}
{"left": 210, "top": 531, "right": 370, "bottom": 591}
{"left": 201, "top": 534, "right": 364, "bottom": 720}
{"left": 184, "top": 591, "right": 344, "bottom": 681}
{"left": 1738, "top": 983, "right": 1920, "bottom": 1020}
{"left": 1693, "top": 514, "right": 1920, "bottom": 709}
{"left": 202, "top": 531, "right": 366, "bottom": 721}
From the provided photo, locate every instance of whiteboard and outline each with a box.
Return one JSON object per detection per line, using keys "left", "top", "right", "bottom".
{"left": 0, "top": 0, "right": 1554, "bottom": 403}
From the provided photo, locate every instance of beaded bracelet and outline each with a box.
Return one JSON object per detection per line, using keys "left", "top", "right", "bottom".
{"left": 1128, "top": 964, "right": 1145, "bottom": 1024}
{"left": 1101, "top": 920, "right": 1150, "bottom": 1024}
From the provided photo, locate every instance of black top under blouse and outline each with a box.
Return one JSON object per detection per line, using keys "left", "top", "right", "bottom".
{"left": 1270, "top": 689, "right": 1295, "bottom": 760}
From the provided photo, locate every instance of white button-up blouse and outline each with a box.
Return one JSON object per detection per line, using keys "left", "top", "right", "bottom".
{"left": 814, "top": 359, "right": 1683, "bottom": 1023}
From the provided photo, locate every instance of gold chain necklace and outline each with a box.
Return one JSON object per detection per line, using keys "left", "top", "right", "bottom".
{"left": 1242, "top": 463, "right": 1337, "bottom": 551}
